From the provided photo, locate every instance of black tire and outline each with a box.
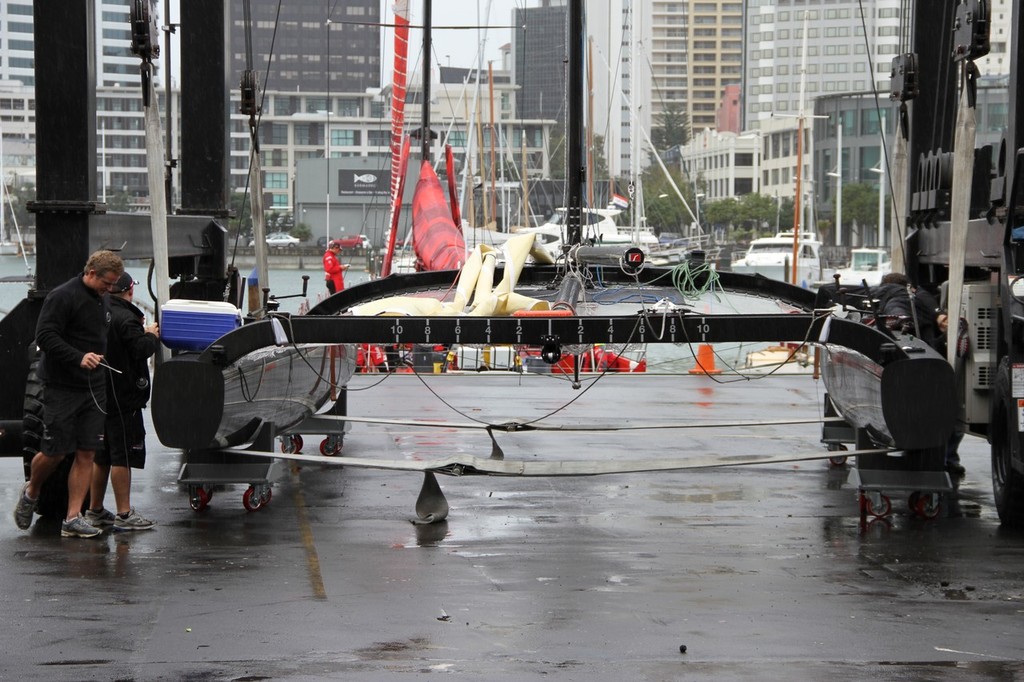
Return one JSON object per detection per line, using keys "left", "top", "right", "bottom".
{"left": 991, "top": 357, "right": 1024, "bottom": 526}
{"left": 21, "top": 344, "right": 75, "bottom": 520}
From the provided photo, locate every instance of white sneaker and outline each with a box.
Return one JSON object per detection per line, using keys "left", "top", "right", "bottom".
{"left": 113, "top": 508, "right": 156, "bottom": 531}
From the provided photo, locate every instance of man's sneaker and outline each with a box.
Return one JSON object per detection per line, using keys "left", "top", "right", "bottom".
{"left": 85, "top": 507, "right": 116, "bottom": 527}
{"left": 114, "top": 508, "right": 156, "bottom": 531}
{"left": 61, "top": 515, "right": 102, "bottom": 538}
{"left": 13, "top": 483, "right": 37, "bottom": 530}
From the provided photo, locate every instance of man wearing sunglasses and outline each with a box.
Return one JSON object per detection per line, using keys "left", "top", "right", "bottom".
{"left": 13, "top": 250, "right": 124, "bottom": 538}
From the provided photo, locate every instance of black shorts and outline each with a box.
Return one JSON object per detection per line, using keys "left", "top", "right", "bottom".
{"left": 97, "top": 408, "right": 147, "bottom": 469}
{"left": 326, "top": 280, "right": 337, "bottom": 295}
{"left": 40, "top": 385, "right": 106, "bottom": 457}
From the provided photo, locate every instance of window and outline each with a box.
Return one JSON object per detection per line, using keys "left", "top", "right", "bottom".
{"left": 331, "top": 129, "right": 359, "bottom": 146}
{"left": 265, "top": 172, "right": 288, "bottom": 189}
{"left": 274, "top": 96, "right": 299, "bottom": 116}
{"left": 294, "top": 124, "right": 321, "bottom": 146}
{"left": 337, "top": 98, "right": 360, "bottom": 117}
{"left": 261, "top": 123, "right": 288, "bottom": 145}
{"left": 367, "top": 129, "right": 390, "bottom": 147}
{"left": 861, "top": 109, "right": 880, "bottom": 136}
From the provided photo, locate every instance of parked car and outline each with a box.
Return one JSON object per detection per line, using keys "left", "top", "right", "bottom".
{"left": 336, "top": 234, "right": 371, "bottom": 253}
{"left": 250, "top": 232, "right": 300, "bottom": 248}
{"left": 317, "top": 234, "right": 371, "bottom": 253}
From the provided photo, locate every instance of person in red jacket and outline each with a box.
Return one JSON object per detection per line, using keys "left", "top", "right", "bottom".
{"left": 323, "top": 239, "right": 350, "bottom": 294}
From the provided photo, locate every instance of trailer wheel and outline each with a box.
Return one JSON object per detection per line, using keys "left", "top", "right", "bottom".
{"left": 22, "top": 344, "right": 77, "bottom": 520}
{"left": 992, "top": 358, "right": 1024, "bottom": 526}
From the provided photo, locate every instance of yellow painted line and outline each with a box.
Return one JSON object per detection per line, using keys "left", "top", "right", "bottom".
{"left": 291, "top": 478, "right": 326, "bottom": 601}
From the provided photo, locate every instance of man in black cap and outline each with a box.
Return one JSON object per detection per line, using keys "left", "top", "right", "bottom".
{"left": 85, "top": 271, "right": 161, "bottom": 531}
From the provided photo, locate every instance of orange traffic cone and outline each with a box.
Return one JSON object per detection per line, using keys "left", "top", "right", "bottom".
{"left": 689, "top": 343, "right": 721, "bottom": 375}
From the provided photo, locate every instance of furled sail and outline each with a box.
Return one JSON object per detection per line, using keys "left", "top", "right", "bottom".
{"left": 412, "top": 161, "right": 466, "bottom": 271}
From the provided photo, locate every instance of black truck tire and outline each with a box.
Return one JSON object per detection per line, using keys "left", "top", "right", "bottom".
{"left": 21, "top": 344, "right": 75, "bottom": 520}
{"left": 991, "top": 357, "right": 1024, "bottom": 526}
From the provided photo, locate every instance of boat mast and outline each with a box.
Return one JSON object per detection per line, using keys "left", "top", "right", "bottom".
{"left": 421, "top": 0, "right": 433, "bottom": 162}
{"left": 565, "top": 0, "right": 585, "bottom": 248}
{"left": 790, "top": 10, "right": 811, "bottom": 285}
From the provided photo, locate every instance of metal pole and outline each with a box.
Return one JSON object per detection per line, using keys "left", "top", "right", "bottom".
{"left": 835, "top": 119, "right": 842, "bottom": 246}
{"left": 565, "top": 0, "right": 584, "bottom": 247}
{"left": 421, "top": 0, "right": 432, "bottom": 162}
{"left": 877, "top": 110, "right": 886, "bottom": 248}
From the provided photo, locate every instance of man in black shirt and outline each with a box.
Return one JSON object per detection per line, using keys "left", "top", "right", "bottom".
{"left": 13, "top": 250, "right": 124, "bottom": 538}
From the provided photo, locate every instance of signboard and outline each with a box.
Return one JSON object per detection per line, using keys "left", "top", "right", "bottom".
{"left": 338, "top": 168, "right": 389, "bottom": 196}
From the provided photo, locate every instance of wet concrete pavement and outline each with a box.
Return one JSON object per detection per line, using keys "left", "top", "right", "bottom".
{"left": 2, "top": 373, "right": 1024, "bottom": 680}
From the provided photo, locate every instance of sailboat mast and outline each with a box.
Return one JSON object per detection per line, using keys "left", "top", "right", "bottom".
{"left": 791, "top": 10, "right": 810, "bottom": 285}
{"left": 565, "top": 0, "right": 585, "bottom": 247}
{"left": 421, "top": 0, "right": 432, "bottom": 162}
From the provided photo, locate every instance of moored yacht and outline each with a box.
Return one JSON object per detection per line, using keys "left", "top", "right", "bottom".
{"left": 730, "top": 231, "right": 824, "bottom": 288}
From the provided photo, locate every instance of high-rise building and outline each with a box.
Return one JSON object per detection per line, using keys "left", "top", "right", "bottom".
{"left": 227, "top": 1, "right": 380, "bottom": 95}
{"left": 586, "top": 1, "right": 744, "bottom": 178}
{"left": 0, "top": 2, "right": 35, "bottom": 86}
{"left": 0, "top": 1, "right": 146, "bottom": 88}
{"left": 742, "top": 0, "right": 1011, "bottom": 132}
{"left": 96, "top": 0, "right": 142, "bottom": 88}
{"left": 512, "top": 2, "right": 569, "bottom": 123}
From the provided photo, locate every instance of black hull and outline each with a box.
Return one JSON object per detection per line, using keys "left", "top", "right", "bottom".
{"left": 153, "top": 343, "right": 354, "bottom": 450}
{"left": 818, "top": 319, "right": 956, "bottom": 449}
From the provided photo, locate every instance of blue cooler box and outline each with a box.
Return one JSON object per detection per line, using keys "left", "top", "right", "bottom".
{"left": 161, "top": 299, "right": 242, "bottom": 351}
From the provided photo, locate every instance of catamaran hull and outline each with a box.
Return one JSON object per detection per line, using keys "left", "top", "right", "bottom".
{"left": 152, "top": 343, "right": 355, "bottom": 450}
{"left": 818, "top": 339, "right": 955, "bottom": 450}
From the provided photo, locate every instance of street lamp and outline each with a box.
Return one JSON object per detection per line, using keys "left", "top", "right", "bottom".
{"left": 695, "top": 192, "right": 705, "bottom": 238}
{"left": 868, "top": 110, "right": 887, "bottom": 249}
{"left": 869, "top": 162, "right": 885, "bottom": 249}
{"left": 827, "top": 116, "right": 842, "bottom": 246}
{"left": 827, "top": 170, "right": 841, "bottom": 248}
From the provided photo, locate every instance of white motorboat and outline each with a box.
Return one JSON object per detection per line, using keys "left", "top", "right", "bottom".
{"left": 730, "top": 231, "right": 824, "bottom": 288}
{"left": 827, "top": 247, "right": 892, "bottom": 287}
{"left": 514, "top": 207, "right": 659, "bottom": 263}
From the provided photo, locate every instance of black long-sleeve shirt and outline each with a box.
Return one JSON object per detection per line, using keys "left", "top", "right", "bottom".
{"left": 36, "top": 275, "right": 110, "bottom": 391}
{"left": 104, "top": 295, "right": 161, "bottom": 413}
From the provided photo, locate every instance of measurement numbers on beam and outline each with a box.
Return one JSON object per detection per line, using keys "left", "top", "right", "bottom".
{"left": 698, "top": 318, "right": 710, "bottom": 343}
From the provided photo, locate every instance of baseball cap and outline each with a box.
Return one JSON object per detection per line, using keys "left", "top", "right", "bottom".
{"left": 111, "top": 271, "right": 138, "bottom": 293}
{"left": 329, "top": 239, "right": 342, "bottom": 249}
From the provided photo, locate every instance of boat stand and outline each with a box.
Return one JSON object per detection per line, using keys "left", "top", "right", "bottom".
{"left": 850, "top": 429, "right": 951, "bottom": 524}
{"left": 820, "top": 394, "right": 952, "bottom": 524}
{"left": 178, "top": 446, "right": 279, "bottom": 513}
{"left": 177, "top": 390, "right": 355, "bottom": 513}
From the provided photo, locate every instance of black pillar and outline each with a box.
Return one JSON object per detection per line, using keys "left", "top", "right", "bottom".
{"left": 179, "top": 0, "right": 230, "bottom": 215}
{"left": 32, "top": 0, "right": 97, "bottom": 291}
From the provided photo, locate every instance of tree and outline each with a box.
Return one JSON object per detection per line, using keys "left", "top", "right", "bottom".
{"left": 650, "top": 101, "right": 690, "bottom": 152}
{"left": 106, "top": 188, "right": 134, "bottom": 212}
{"left": 704, "top": 197, "right": 738, "bottom": 228}
{"left": 640, "top": 165, "right": 696, "bottom": 233}
{"left": 737, "top": 193, "right": 778, "bottom": 234}
{"left": 546, "top": 129, "right": 566, "bottom": 179}
{"left": 841, "top": 182, "right": 881, "bottom": 233}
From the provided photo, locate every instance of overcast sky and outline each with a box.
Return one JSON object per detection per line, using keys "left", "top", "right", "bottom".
{"left": 384, "top": 0, "right": 526, "bottom": 71}
{"left": 162, "top": 1, "right": 528, "bottom": 86}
